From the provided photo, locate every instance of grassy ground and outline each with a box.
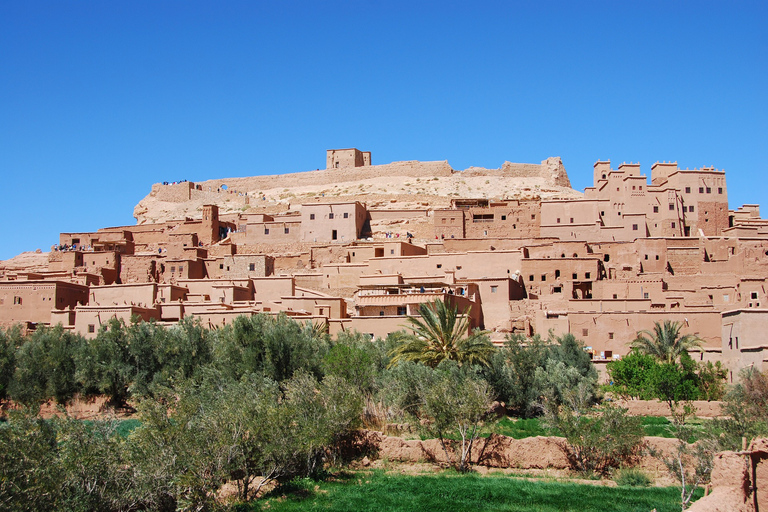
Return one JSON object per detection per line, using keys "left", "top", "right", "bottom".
{"left": 249, "top": 470, "right": 700, "bottom": 512}
{"left": 489, "top": 415, "right": 710, "bottom": 441}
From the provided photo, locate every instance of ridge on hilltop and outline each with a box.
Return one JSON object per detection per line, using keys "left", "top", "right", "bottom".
{"left": 133, "top": 155, "right": 580, "bottom": 225}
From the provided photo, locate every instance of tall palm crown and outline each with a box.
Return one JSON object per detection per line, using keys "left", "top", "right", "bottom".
{"left": 630, "top": 320, "right": 703, "bottom": 364}
{"left": 388, "top": 299, "right": 494, "bottom": 368}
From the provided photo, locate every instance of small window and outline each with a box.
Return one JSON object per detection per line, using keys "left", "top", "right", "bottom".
{"left": 170, "top": 266, "right": 176, "bottom": 272}
{"left": 718, "top": 187, "right": 723, "bottom": 194}
{"left": 264, "top": 228, "right": 270, "bottom": 235}
{"left": 645, "top": 254, "right": 648, "bottom": 260}
{"left": 671, "top": 222, "right": 676, "bottom": 228}
{"left": 390, "top": 249, "right": 395, "bottom": 255}
{"left": 603, "top": 254, "right": 610, "bottom": 262}
{"left": 501, "top": 215, "right": 506, "bottom": 220}
{"left": 310, "top": 213, "right": 315, "bottom": 220}
{"left": 490, "top": 286, "right": 498, "bottom": 293}
{"left": 572, "top": 273, "right": 578, "bottom": 280}
{"left": 379, "top": 311, "right": 384, "bottom": 316}
{"left": 644, "top": 292, "right": 649, "bottom": 299}
{"left": 284, "top": 227, "right": 290, "bottom": 234}
{"left": 655, "top": 255, "right": 659, "bottom": 260}
{"left": 437, "top": 264, "right": 442, "bottom": 269}
{"left": 683, "top": 206, "right": 688, "bottom": 212}
{"left": 397, "top": 306, "right": 407, "bottom": 316}
{"left": 608, "top": 332, "right": 614, "bottom": 340}
{"left": 557, "top": 218, "right": 561, "bottom": 223}
{"left": 689, "top": 205, "right": 694, "bottom": 212}
{"left": 653, "top": 206, "right": 659, "bottom": 213}
{"left": 343, "top": 212, "right": 349, "bottom": 218}
{"left": 555, "top": 269, "right": 561, "bottom": 278}
{"left": 669, "top": 203, "right": 675, "bottom": 210}
{"left": 570, "top": 218, "right": 574, "bottom": 223}
{"left": 329, "top": 213, "right": 334, "bottom": 219}
{"left": 13, "top": 296, "right": 22, "bottom": 305}
{"left": 178, "top": 266, "right": 183, "bottom": 273}
{"left": 613, "top": 294, "right": 618, "bottom": 299}
{"left": 723, "top": 294, "right": 729, "bottom": 302}
{"left": 553, "top": 286, "right": 561, "bottom": 293}
{"left": 219, "top": 263, "right": 224, "bottom": 269}
{"left": 685, "top": 187, "right": 691, "bottom": 193}
{"left": 633, "top": 224, "right": 638, "bottom": 231}
{"left": 531, "top": 214, "right": 535, "bottom": 220}
{"left": 582, "top": 329, "right": 588, "bottom": 336}
{"left": 88, "top": 324, "right": 95, "bottom": 333}
{"left": 585, "top": 272, "right": 591, "bottom": 279}
{"left": 249, "top": 263, "right": 255, "bottom": 271}
{"left": 706, "top": 187, "right": 711, "bottom": 193}
{"left": 541, "top": 274, "right": 546, "bottom": 281}
{"left": 331, "top": 230, "right": 337, "bottom": 240}
{"left": 601, "top": 211, "right": 605, "bottom": 216}
{"left": 529, "top": 275, "right": 534, "bottom": 282}
{"left": 752, "top": 292, "right": 759, "bottom": 300}
{"left": 699, "top": 187, "right": 704, "bottom": 193}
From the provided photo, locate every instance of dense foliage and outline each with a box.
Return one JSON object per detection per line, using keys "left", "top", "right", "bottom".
{"left": 0, "top": 311, "right": 731, "bottom": 510}
{"left": 483, "top": 332, "right": 599, "bottom": 417}
{"left": 607, "top": 352, "right": 727, "bottom": 403}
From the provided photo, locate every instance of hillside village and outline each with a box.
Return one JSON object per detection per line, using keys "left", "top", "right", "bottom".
{"left": 2, "top": 148, "right": 767, "bottom": 381}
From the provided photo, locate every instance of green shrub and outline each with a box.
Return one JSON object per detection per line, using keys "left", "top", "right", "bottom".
{"left": 614, "top": 468, "right": 652, "bottom": 487}
{"left": 546, "top": 405, "right": 645, "bottom": 475}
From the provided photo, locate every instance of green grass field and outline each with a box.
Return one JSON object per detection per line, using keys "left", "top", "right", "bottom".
{"left": 250, "top": 470, "right": 700, "bottom": 512}
{"left": 488, "top": 415, "right": 710, "bottom": 442}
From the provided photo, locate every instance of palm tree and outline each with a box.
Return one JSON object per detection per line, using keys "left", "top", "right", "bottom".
{"left": 388, "top": 299, "right": 494, "bottom": 368}
{"left": 630, "top": 320, "right": 703, "bottom": 364}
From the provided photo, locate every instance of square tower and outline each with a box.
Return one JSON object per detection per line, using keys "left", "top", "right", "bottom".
{"left": 326, "top": 148, "right": 371, "bottom": 169}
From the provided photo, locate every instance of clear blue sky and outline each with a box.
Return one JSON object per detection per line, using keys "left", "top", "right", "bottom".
{"left": 1, "top": 1, "right": 766, "bottom": 260}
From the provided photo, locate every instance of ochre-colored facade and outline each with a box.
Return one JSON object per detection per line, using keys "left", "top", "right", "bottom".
{"left": 2, "top": 150, "right": 767, "bottom": 381}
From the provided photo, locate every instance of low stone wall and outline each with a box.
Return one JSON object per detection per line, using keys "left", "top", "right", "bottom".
{"left": 612, "top": 399, "right": 725, "bottom": 418}
{"left": 356, "top": 430, "right": 680, "bottom": 473}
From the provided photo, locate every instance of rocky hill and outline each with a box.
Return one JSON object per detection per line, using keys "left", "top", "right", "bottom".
{"left": 133, "top": 157, "right": 582, "bottom": 224}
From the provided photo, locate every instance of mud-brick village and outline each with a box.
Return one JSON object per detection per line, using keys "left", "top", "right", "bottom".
{"left": 3, "top": 148, "right": 767, "bottom": 380}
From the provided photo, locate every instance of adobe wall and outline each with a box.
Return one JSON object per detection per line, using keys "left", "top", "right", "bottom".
{"left": 566, "top": 309, "right": 722, "bottom": 356}
{"left": 119, "top": 255, "right": 159, "bottom": 284}
{"left": 610, "top": 399, "right": 724, "bottom": 418}
{"left": 152, "top": 181, "right": 193, "bottom": 202}
{"left": 0, "top": 281, "right": 89, "bottom": 326}
{"left": 160, "top": 160, "right": 455, "bottom": 201}
{"left": 204, "top": 255, "right": 272, "bottom": 279}
{"left": 311, "top": 245, "right": 352, "bottom": 267}
{"left": 460, "top": 157, "right": 571, "bottom": 188}
{"left": 365, "top": 251, "right": 525, "bottom": 280}
{"left": 369, "top": 209, "right": 429, "bottom": 221}
{"left": 292, "top": 273, "right": 324, "bottom": 290}
{"left": 273, "top": 253, "right": 311, "bottom": 271}
{"left": 252, "top": 276, "right": 295, "bottom": 299}
{"left": 74, "top": 305, "right": 159, "bottom": 338}
{"left": 697, "top": 200, "right": 730, "bottom": 236}
{"left": 90, "top": 283, "right": 157, "bottom": 308}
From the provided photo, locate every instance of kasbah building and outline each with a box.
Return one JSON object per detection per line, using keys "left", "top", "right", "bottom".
{"left": 2, "top": 148, "right": 768, "bottom": 382}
